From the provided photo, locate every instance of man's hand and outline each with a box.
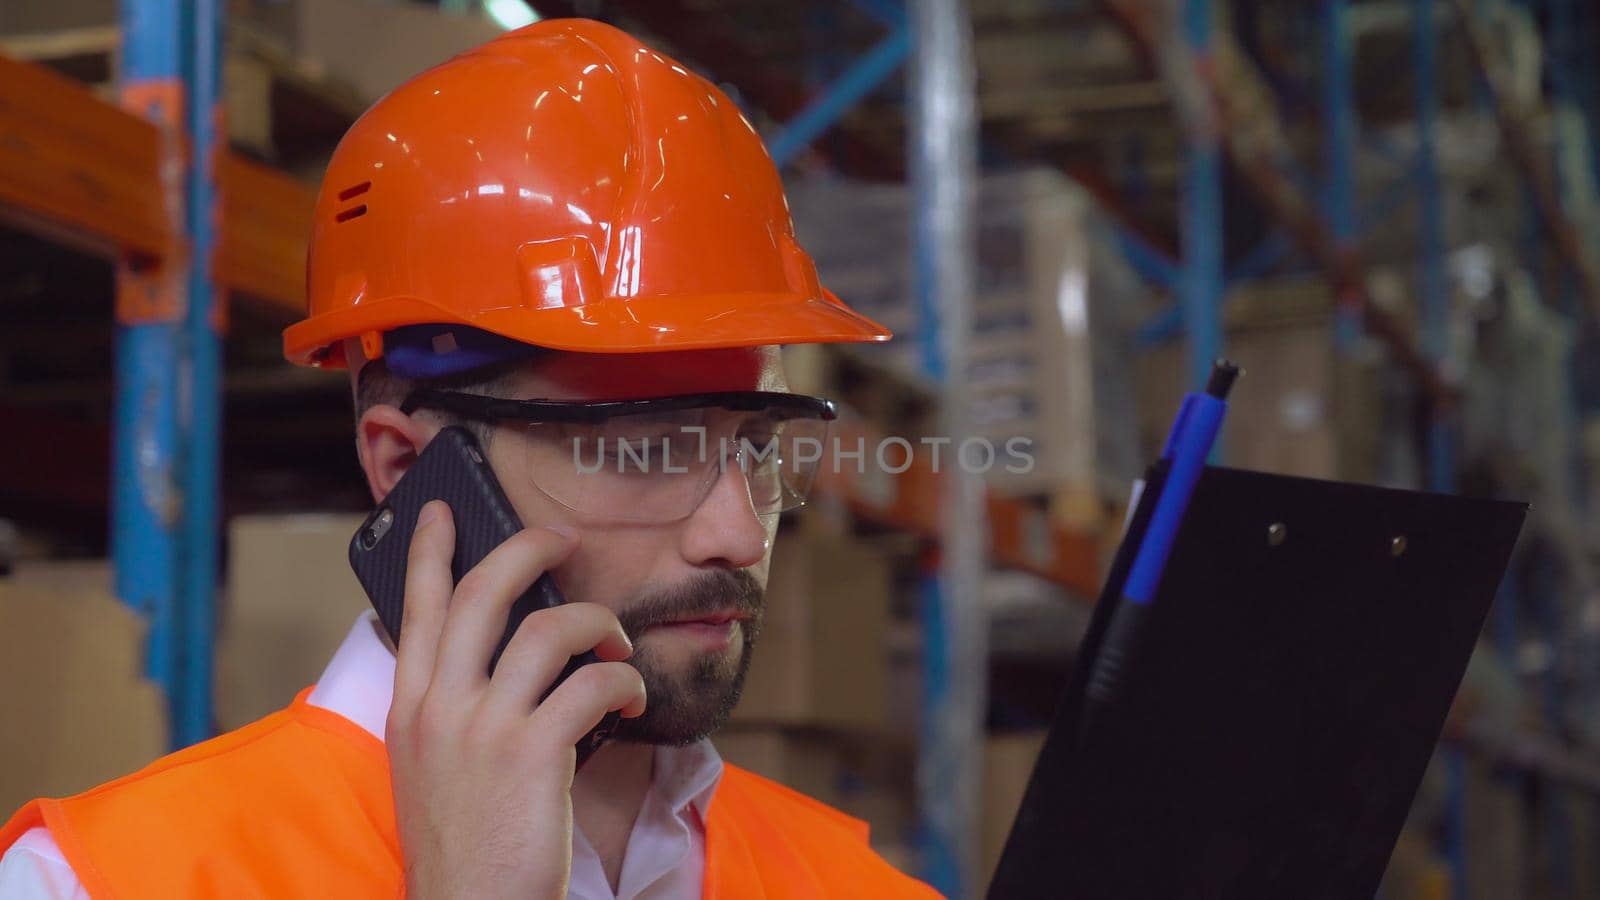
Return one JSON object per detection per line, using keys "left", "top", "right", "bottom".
{"left": 386, "top": 500, "right": 646, "bottom": 900}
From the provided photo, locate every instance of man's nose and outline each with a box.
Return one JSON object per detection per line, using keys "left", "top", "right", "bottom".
{"left": 678, "top": 464, "right": 771, "bottom": 569}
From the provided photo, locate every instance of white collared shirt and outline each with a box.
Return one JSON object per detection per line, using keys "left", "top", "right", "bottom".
{"left": 0, "top": 612, "right": 724, "bottom": 900}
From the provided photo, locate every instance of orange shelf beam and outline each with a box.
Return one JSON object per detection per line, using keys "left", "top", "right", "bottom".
{"left": 0, "top": 54, "right": 313, "bottom": 317}
{"left": 218, "top": 154, "right": 312, "bottom": 317}
{"left": 0, "top": 55, "right": 171, "bottom": 260}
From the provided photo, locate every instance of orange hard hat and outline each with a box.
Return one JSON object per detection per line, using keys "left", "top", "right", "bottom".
{"left": 282, "top": 18, "right": 891, "bottom": 369}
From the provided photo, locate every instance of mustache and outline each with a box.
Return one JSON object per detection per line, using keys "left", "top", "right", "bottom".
{"left": 615, "top": 569, "right": 764, "bottom": 639}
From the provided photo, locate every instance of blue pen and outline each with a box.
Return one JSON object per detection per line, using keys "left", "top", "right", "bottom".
{"left": 1124, "top": 360, "right": 1241, "bottom": 605}
{"left": 1080, "top": 359, "right": 1241, "bottom": 738}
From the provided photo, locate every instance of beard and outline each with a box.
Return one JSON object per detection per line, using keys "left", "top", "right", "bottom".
{"left": 607, "top": 568, "right": 765, "bottom": 746}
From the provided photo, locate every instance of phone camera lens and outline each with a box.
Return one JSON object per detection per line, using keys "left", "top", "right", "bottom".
{"left": 360, "top": 507, "right": 395, "bottom": 550}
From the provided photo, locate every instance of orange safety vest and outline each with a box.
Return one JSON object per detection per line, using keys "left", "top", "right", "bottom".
{"left": 0, "top": 688, "right": 941, "bottom": 899}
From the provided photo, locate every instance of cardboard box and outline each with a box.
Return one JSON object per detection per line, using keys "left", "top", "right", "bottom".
{"left": 1136, "top": 278, "right": 1383, "bottom": 483}
{"left": 217, "top": 513, "right": 370, "bottom": 731}
{"left": 733, "top": 531, "right": 893, "bottom": 731}
{"left": 786, "top": 169, "right": 1146, "bottom": 501}
{"left": 0, "top": 560, "right": 166, "bottom": 816}
{"left": 983, "top": 731, "right": 1047, "bottom": 886}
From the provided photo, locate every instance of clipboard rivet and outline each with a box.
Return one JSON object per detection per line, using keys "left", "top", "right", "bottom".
{"left": 1267, "top": 523, "right": 1287, "bottom": 547}
{"left": 1391, "top": 535, "right": 1408, "bottom": 557}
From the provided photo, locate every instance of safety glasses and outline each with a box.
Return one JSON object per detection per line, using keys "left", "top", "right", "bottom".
{"left": 400, "top": 390, "right": 837, "bottom": 524}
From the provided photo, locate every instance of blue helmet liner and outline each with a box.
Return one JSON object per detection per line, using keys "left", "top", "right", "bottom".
{"left": 381, "top": 324, "right": 548, "bottom": 379}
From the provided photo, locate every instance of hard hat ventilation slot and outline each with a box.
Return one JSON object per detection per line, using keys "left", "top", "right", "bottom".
{"left": 334, "top": 181, "right": 372, "bottom": 223}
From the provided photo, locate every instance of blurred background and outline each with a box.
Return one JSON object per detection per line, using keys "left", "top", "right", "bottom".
{"left": 2, "top": 0, "right": 1599, "bottom": 897}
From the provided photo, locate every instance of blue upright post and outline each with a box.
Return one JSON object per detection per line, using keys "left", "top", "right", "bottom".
{"left": 178, "top": 0, "right": 225, "bottom": 747}
{"left": 1444, "top": 745, "right": 1468, "bottom": 900}
{"left": 1470, "top": 0, "right": 1492, "bottom": 112}
{"left": 115, "top": 0, "right": 186, "bottom": 729}
{"left": 1180, "top": 0, "right": 1224, "bottom": 402}
{"left": 1570, "top": 0, "right": 1600, "bottom": 199}
{"left": 1320, "top": 0, "right": 1360, "bottom": 347}
{"left": 912, "top": 572, "right": 957, "bottom": 892}
{"left": 1415, "top": 3, "right": 1465, "bottom": 897}
{"left": 1413, "top": 0, "right": 1453, "bottom": 496}
{"left": 910, "top": 0, "right": 985, "bottom": 894}
{"left": 1539, "top": 5, "right": 1582, "bottom": 888}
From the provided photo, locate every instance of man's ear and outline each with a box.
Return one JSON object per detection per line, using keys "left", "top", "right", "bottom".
{"left": 355, "top": 404, "right": 436, "bottom": 505}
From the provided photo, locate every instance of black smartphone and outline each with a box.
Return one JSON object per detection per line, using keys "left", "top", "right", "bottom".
{"left": 348, "top": 425, "right": 618, "bottom": 767}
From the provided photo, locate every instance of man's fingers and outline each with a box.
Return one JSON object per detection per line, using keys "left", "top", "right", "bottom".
{"left": 527, "top": 661, "right": 647, "bottom": 748}
{"left": 430, "top": 527, "right": 579, "bottom": 692}
{"left": 393, "top": 500, "right": 455, "bottom": 713}
{"left": 479, "top": 603, "right": 633, "bottom": 718}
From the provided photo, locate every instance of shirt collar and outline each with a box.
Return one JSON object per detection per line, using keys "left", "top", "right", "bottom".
{"left": 305, "top": 610, "right": 397, "bottom": 743}
{"left": 308, "top": 611, "right": 723, "bottom": 818}
{"left": 652, "top": 736, "right": 724, "bottom": 822}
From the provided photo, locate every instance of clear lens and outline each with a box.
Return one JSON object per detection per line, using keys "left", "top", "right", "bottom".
{"left": 522, "top": 405, "right": 831, "bottom": 523}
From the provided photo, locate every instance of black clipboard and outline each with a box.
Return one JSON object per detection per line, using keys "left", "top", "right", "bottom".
{"left": 987, "top": 465, "right": 1527, "bottom": 900}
